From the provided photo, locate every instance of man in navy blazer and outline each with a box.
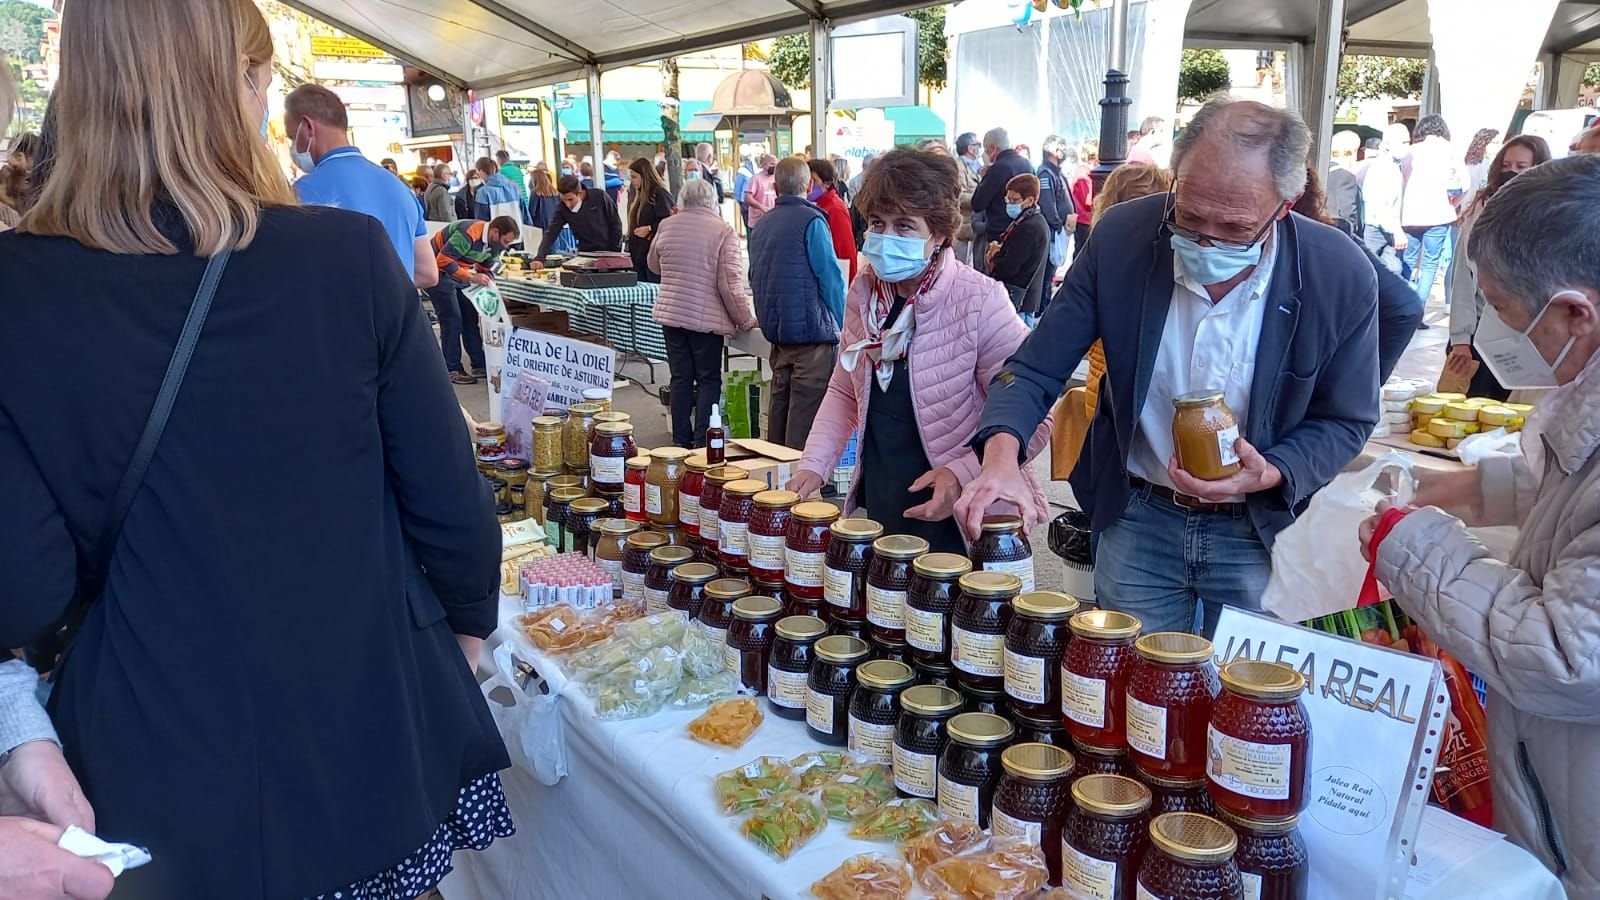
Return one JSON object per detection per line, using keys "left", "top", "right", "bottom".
{"left": 958, "top": 100, "right": 1380, "bottom": 636}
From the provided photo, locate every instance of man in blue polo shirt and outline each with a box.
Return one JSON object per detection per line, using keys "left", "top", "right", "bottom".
{"left": 284, "top": 84, "right": 437, "bottom": 289}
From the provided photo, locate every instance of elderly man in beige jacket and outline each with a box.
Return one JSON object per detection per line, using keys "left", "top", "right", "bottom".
{"left": 1363, "top": 154, "right": 1600, "bottom": 898}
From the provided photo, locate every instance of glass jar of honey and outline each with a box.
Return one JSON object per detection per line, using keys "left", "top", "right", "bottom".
{"left": 545, "top": 485, "right": 586, "bottom": 551}
{"left": 938, "top": 712, "right": 1015, "bottom": 828}
{"left": 728, "top": 595, "right": 784, "bottom": 695}
{"left": 993, "top": 742, "right": 1075, "bottom": 884}
{"left": 785, "top": 501, "right": 839, "bottom": 605}
{"left": 1171, "top": 391, "right": 1242, "bottom": 480}
{"left": 951, "top": 571, "right": 1022, "bottom": 694}
{"left": 699, "top": 465, "right": 749, "bottom": 558}
{"left": 1062, "top": 610, "right": 1142, "bottom": 748}
{"left": 581, "top": 387, "right": 612, "bottom": 412}
{"left": 1005, "top": 590, "right": 1081, "bottom": 721}
{"left": 623, "top": 455, "right": 650, "bottom": 522}
{"left": 678, "top": 452, "right": 709, "bottom": 537}
{"left": 865, "top": 535, "right": 930, "bottom": 644}
{"left": 915, "top": 660, "right": 958, "bottom": 691}
{"left": 531, "top": 416, "right": 564, "bottom": 474}
{"left": 904, "top": 553, "right": 972, "bottom": 669}
{"left": 768, "top": 615, "right": 826, "bottom": 720}
{"left": 871, "top": 635, "right": 910, "bottom": 668}
{"left": 565, "top": 498, "right": 609, "bottom": 560}
{"left": 564, "top": 402, "right": 603, "bottom": 469}
{"left": 644, "top": 545, "right": 695, "bottom": 614}
{"left": 700, "top": 578, "right": 751, "bottom": 669}
{"left": 667, "top": 561, "right": 718, "bottom": 619}
{"left": 645, "top": 447, "right": 689, "bottom": 527}
{"left": 848, "top": 660, "right": 916, "bottom": 766}
{"left": 823, "top": 518, "right": 882, "bottom": 623}
{"left": 525, "top": 469, "right": 556, "bottom": 524}
{"left": 894, "top": 685, "right": 963, "bottom": 800}
{"left": 588, "top": 422, "right": 635, "bottom": 497}
{"left": 717, "top": 479, "right": 765, "bottom": 573}
{"left": 594, "top": 518, "right": 637, "bottom": 595}
{"left": 1073, "top": 738, "right": 1136, "bottom": 781}
{"left": 747, "top": 490, "right": 798, "bottom": 582}
{"left": 621, "top": 531, "right": 668, "bottom": 606}
{"left": 1013, "top": 712, "right": 1070, "bottom": 748}
{"left": 1127, "top": 633, "right": 1219, "bottom": 782}
{"left": 961, "top": 684, "right": 1007, "bottom": 717}
{"left": 475, "top": 422, "right": 507, "bottom": 474}
{"left": 1135, "top": 812, "right": 1244, "bottom": 899}
{"left": 1208, "top": 661, "right": 1311, "bottom": 820}
{"left": 807, "top": 635, "right": 872, "bottom": 746}
{"left": 1061, "top": 774, "right": 1152, "bottom": 900}
{"left": 969, "top": 514, "right": 1036, "bottom": 592}
{"left": 1141, "top": 772, "right": 1216, "bottom": 817}
{"left": 1219, "top": 809, "right": 1309, "bottom": 900}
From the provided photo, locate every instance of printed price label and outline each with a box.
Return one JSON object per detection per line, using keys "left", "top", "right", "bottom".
{"left": 1062, "top": 670, "right": 1107, "bottom": 728}
{"left": 1207, "top": 723, "right": 1292, "bottom": 800}
{"left": 1126, "top": 696, "right": 1168, "bottom": 760}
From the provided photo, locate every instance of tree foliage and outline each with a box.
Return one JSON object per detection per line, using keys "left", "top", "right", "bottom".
{"left": 765, "top": 8, "right": 950, "bottom": 94}
{"left": 1337, "top": 55, "right": 1427, "bottom": 103}
{"left": 0, "top": 0, "right": 46, "bottom": 64}
{"left": 1584, "top": 62, "right": 1600, "bottom": 88}
{"left": 767, "top": 34, "right": 811, "bottom": 91}
{"left": 1177, "top": 49, "right": 1231, "bottom": 103}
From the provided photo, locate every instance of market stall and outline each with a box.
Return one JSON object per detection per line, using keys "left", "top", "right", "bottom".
{"left": 497, "top": 271, "right": 667, "bottom": 381}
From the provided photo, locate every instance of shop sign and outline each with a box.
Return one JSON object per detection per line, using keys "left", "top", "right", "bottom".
{"left": 501, "top": 98, "right": 542, "bottom": 127}
{"left": 311, "top": 36, "right": 387, "bottom": 58}
{"left": 1212, "top": 609, "right": 1447, "bottom": 900}
{"left": 313, "top": 60, "right": 404, "bottom": 83}
{"left": 503, "top": 327, "right": 615, "bottom": 413}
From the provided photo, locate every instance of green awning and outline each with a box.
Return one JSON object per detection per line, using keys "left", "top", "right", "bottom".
{"left": 883, "top": 105, "right": 945, "bottom": 145}
{"left": 558, "top": 98, "right": 717, "bottom": 145}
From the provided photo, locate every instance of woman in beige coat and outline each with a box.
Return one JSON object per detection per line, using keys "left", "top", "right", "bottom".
{"left": 1363, "top": 154, "right": 1600, "bottom": 898}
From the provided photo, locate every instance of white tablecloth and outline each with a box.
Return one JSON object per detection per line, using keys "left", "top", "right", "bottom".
{"left": 441, "top": 597, "right": 1566, "bottom": 900}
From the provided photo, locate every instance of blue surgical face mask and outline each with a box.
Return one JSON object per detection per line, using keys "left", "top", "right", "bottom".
{"left": 686, "top": 170, "right": 701, "bottom": 180}
{"left": 290, "top": 121, "right": 316, "bottom": 174}
{"left": 246, "top": 71, "right": 269, "bottom": 139}
{"left": 561, "top": 166, "right": 573, "bottom": 176}
{"left": 1005, "top": 202, "right": 1023, "bottom": 219}
{"left": 862, "top": 231, "right": 932, "bottom": 282}
{"left": 1170, "top": 232, "right": 1263, "bottom": 286}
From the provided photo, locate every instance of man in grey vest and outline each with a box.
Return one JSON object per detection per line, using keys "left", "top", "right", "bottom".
{"left": 748, "top": 157, "right": 846, "bottom": 449}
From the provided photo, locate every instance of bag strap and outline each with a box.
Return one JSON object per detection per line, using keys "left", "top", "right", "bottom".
{"left": 1357, "top": 505, "right": 1413, "bottom": 608}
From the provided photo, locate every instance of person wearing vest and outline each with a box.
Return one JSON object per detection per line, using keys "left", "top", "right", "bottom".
{"left": 748, "top": 157, "right": 846, "bottom": 450}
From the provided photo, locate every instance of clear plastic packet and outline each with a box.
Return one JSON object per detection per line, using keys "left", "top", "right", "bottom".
{"left": 919, "top": 838, "right": 1048, "bottom": 900}
{"left": 810, "top": 853, "right": 913, "bottom": 900}
{"left": 679, "top": 620, "right": 729, "bottom": 678}
{"left": 821, "top": 763, "right": 896, "bottom": 820}
{"left": 714, "top": 756, "right": 796, "bottom": 815}
{"left": 564, "top": 634, "right": 638, "bottom": 680}
{"left": 789, "top": 750, "right": 852, "bottom": 791}
{"left": 586, "top": 646, "right": 683, "bottom": 720}
{"left": 670, "top": 673, "right": 737, "bottom": 709}
{"left": 741, "top": 793, "right": 827, "bottom": 859}
{"left": 847, "top": 798, "right": 942, "bottom": 841}
{"left": 517, "top": 604, "right": 613, "bottom": 654}
{"left": 613, "top": 610, "right": 689, "bottom": 650}
{"left": 899, "top": 820, "right": 988, "bottom": 876}
{"left": 687, "top": 697, "right": 763, "bottom": 748}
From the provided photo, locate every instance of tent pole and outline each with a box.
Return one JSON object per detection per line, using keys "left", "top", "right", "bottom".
{"left": 1307, "top": 0, "right": 1346, "bottom": 181}
{"left": 586, "top": 64, "right": 607, "bottom": 234}
{"left": 810, "top": 17, "right": 831, "bottom": 160}
{"left": 1420, "top": 50, "right": 1441, "bottom": 117}
{"left": 1090, "top": 0, "right": 1132, "bottom": 190}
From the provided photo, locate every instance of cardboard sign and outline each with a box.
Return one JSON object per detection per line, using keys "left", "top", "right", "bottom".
{"left": 1211, "top": 608, "right": 1448, "bottom": 900}
{"left": 503, "top": 327, "right": 615, "bottom": 413}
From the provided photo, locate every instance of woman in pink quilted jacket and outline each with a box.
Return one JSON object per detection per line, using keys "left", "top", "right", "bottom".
{"left": 788, "top": 148, "right": 1052, "bottom": 553}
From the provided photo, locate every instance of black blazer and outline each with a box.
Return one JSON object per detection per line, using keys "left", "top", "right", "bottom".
{"left": 988, "top": 207, "right": 1052, "bottom": 314}
{"left": 0, "top": 207, "right": 508, "bottom": 897}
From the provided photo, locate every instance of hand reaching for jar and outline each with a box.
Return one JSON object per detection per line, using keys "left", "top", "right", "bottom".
{"left": 904, "top": 467, "right": 961, "bottom": 523}
{"left": 786, "top": 471, "right": 825, "bottom": 500}
{"left": 1167, "top": 438, "right": 1283, "bottom": 502}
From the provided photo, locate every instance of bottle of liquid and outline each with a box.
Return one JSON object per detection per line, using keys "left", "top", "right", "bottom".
{"left": 707, "top": 403, "right": 727, "bottom": 464}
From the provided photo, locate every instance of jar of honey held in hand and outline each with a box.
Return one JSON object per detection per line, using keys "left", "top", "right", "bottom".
{"left": 1171, "top": 391, "right": 1241, "bottom": 480}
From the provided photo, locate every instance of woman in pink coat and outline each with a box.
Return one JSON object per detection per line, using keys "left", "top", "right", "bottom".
{"left": 788, "top": 148, "right": 1052, "bottom": 553}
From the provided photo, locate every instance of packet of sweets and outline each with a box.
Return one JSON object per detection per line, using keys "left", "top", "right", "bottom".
{"left": 810, "top": 853, "right": 913, "bottom": 900}
{"left": 741, "top": 794, "right": 826, "bottom": 859}
{"left": 821, "top": 763, "right": 895, "bottom": 820}
{"left": 847, "top": 798, "right": 941, "bottom": 841}
{"left": 713, "top": 756, "right": 795, "bottom": 815}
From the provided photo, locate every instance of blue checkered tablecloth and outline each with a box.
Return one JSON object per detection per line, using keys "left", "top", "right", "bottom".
{"left": 497, "top": 276, "right": 668, "bottom": 363}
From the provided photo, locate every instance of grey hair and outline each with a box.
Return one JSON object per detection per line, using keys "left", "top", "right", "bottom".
{"left": 695, "top": 141, "right": 714, "bottom": 160}
{"left": 677, "top": 177, "right": 718, "bottom": 211}
{"left": 1469, "top": 153, "right": 1600, "bottom": 317}
{"left": 984, "top": 127, "right": 1010, "bottom": 151}
{"left": 774, "top": 156, "right": 811, "bottom": 197}
{"left": 1171, "top": 99, "right": 1311, "bottom": 202}
{"left": 1042, "top": 134, "right": 1070, "bottom": 161}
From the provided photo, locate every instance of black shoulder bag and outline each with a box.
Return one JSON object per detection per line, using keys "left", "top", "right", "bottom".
{"left": 25, "top": 251, "right": 232, "bottom": 674}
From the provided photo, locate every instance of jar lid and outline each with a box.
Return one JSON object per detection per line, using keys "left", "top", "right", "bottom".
{"left": 1135, "top": 632, "right": 1214, "bottom": 665}
{"left": 1173, "top": 390, "right": 1225, "bottom": 408}
{"left": 913, "top": 552, "right": 972, "bottom": 578}
{"left": 549, "top": 475, "right": 584, "bottom": 491}
{"left": 650, "top": 447, "right": 691, "bottom": 462}
{"left": 529, "top": 469, "right": 560, "bottom": 480}
{"left": 649, "top": 545, "right": 694, "bottom": 565}
{"left": 775, "top": 615, "right": 827, "bottom": 641}
{"left": 1140, "top": 771, "right": 1208, "bottom": 790}
{"left": 957, "top": 571, "right": 1023, "bottom": 597}
{"left": 873, "top": 534, "right": 930, "bottom": 559}
{"left": 1220, "top": 659, "right": 1306, "bottom": 701}
{"left": 549, "top": 486, "right": 587, "bottom": 502}
{"left": 900, "top": 684, "right": 963, "bottom": 715}
{"left": 753, "top": 489, "right": 800, "bottom": 508}
{"left": 831, "top": 517, "right": 885, "bottom": 540}
{"left": 857, "top": 659, "right": 915, "bottom": 689}
{"left": 599, "top": 518, "right": 641, "bottom": 534}
{"left": 570, "top": 498, "right": 609, "bottom": 514}
{"left": 594, "top": 411, "right": 631, "bottom": 424}
{"left": 1072, "top": 737, "right": 1127, "bottom": 759}
{"left": 626, "top": 455, "right": 652, "bottom": 469}
{"left": 705, "top": 465, "right": 751, "bottom": 484}
{"left": 532, "top": 416, "right": 562, "bottom": 429}
{"left": 816, "top": 635, "right": 871, "bottom": 663}
{"left": 1149, "top": 812, "right": 1237, "bottom": 864}
{"left": 672, "top": 562, "right": 720, "bottom": 584}
{"left": 873, "top": 635, "right": 907, "bottom": 649}
{"left": 979, "top": 515, "right": 1023, "bottom": 533}
{"left": 1216, "top": 808, "right": 1301, "bottom": 834}
{"left": 946, "top": 712, "right": 1014, "bottom": 747}
{"left": 732, "top": 595, "right": 784, "bottom": 621}
{"left": 705, "top": 578, "right": 752, "bottom": 600}
{"left": 725, "top": 479, "right": 766, "bottom": 497}
{"left": 684, "top": 452, "right": 711, "bottom": 472}
{"left": 475, "top": 422, "right": 507, "bottom": 436}
{"left": 1071, "top": 774, "right": 1152, "bottom": 817}
{"left": 1069, "top": 609, "right": 1142, "bottom": 640}
{"left": 627, "top": 531, "right": 669, "bottom": 551}
{"left": 494, "top": 458, "right": 530, "bottom": 472}
{"left": 594, "top": 421, "right": 633, "bottom": 436}
{"left": 567, "top": 402, "right": 604, "bottom": 416}
{"left": 793, "top": 501, "right": 841, "bottom": 522}
{"left": 1001, "top": 742, "right": 1074, "bottom": 780}
{"left": 582, "top": 387, "right": 612, "bottom": 400}
{"left": 1014, "top": 590, "right": 1079, "bottom": 620}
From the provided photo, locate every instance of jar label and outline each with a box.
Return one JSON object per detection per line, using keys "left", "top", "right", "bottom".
{"left": 892, "top": 745, "right": 937, "bottom": 798}
{"left": 748, "top": 532, "right": 786, "bottom": 571}
{"left": 544, "top": 519, "right": 559, "bottom": 549}
{"left": 904, "top": 606, "right": 945, "bottom": 653}
{"left": 645, "top": 587, "right": 671, "bottom": 614}
{"left": 1136, "top": 882, "right": 1160, "bottom": 900}
{"left": 622, "top": 571, "right": 647, "bottom": 603}
{"left": 597, "top": 557, "right": 624, "bottom": 587}
{"left": 1060, "top": 841, "right": 1118, "bottom": 900}
{"left": 722, "top": 640, "right": 740, "bottom": 676}
{"left": 982, "top": 556, "right": 1036, "bottom": 592}
{"left": 679, "top": 493, "right": 700, "bottom": 528}
{"left": 624, "top": 482, "right": 642, "bottom": 514}
{"left": 1207, "top": 723, "right": 1292, "bottom": 800}
{"left": 768, "top": 667, "right": 807, "bottom": 708}
{"left": 644, "top": 482, "right": 662, "bottom": 515}
{"left": 591, "top": 453, "right": 625, "bottom": 485}
{"left": 865, "top": 585, "right": 906, "bottom": 629}
{"left": 847, "top": 714, "right": 894, "bottom": 765}
{"left": 786, "top": 549, "right": 824, "bottom": 587}
{"left": 700, "top": 507, "right": 721, "bottom": 544}
{"left": 951, "top": 626, "right": 1005, "bottom": 677}
{"left": 1004, "top": 650, "right": 1048, "bottom": 705}
{"left": 991, "top": 807, "right": 1042, "bottom": 848}
{"left": 1241, "top": 872, "right": 1262, "bottom": 900}
{"left": 823, "top": 565, "right": 855, "bottom": 608}
{"left": 1125, "top": 695, "right": 1168, "bottom": 760}
{"left": 719, "top": 520, "right": 748, "bottom": 556}
{"left": 936, "top": 774, "right": 980, "bottom": 824}
{"left": 805, "top": 686, "right": 835, "bottom": 734}
{"left": 1217, "top": 424, "right": 1241, "bottom": 467}
{"left": 1061, "top": 669, "right": 1107, "bottom": 728}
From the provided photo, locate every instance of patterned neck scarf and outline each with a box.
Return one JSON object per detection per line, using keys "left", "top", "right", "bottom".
{"left": 843, "top": 244, "right": 946, "bottom": 391}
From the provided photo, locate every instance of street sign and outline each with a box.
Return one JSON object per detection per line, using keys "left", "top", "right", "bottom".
{"left": 311, "top": 36, "right": 387, "bottom": 59}
{"left": 553, "top": 99, "right": 573, "bottom": 110}
{"left": 501, "top": 97, "right": 542, "bottom": 127}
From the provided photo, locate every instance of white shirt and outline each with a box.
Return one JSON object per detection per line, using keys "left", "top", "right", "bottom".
{"left": 1127, "top": 231, "right": 1279, "bottom": 499}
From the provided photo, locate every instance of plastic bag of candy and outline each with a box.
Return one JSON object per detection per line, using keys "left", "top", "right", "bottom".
{"left": 789, "top": 750, "right": 852, "bottom": 791}
{"left": 821, "top": 763, "right": 896, "bottom": 820}
{"left": 679, "top": 620, "right": 728, "bottom": 678}
{"left": 810, "top": 854, "right": 913, "bottom": 900}
{"left": 585, "top": 646, "right": 682, "bottom": 720}
{"left": 687, "top": 697, "right": 763, "bottom": 748}
{"left": 741, "top": 794, "right": 827, "bottom": 859}
{"left": 919, "top": 838, "right": 1047, "bottom": 900}
{"left": 516, "top": 604, "right": 613, "bottom": 654}
{"left": 714, "top": 756, "right": 796, "bottom": 815}
{"left": 898, "top": 820, "right": 987, "bottom": 876}
{"left": 670, "top": 673, "right": 738, "bottom": 709}
{"left": 847, "top": 798, "right": 942, "bottom": 841}
{"left": 613, "top": 610, "right": 689, "bottom": 649}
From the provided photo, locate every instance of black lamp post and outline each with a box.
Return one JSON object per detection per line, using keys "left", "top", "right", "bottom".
{"left": 1090, "top": 0, "right": 1132, "bottom": 191}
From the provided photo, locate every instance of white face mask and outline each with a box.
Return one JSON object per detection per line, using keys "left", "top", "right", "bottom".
{"left": 290, "top": 121, "right": 316, "bottom": 174}
{"left": 1473, "top": 292, "right": 1581, "bottom": 390}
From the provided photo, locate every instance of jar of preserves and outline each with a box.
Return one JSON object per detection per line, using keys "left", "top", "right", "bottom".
{"left": 747, "top": 490, "right": 798, "bottom": 582}
{"left": 728, "top": 595, "right": 784, "bottom": 695}
{"left": 495, "top": 458, "right": 530, "bottom": 496}
{"left": 961, "top": 684, "right": 1006, "bottom": 717}
{"left": 951, "top": 571, "right": 1022, "bottom": 694}
{"left": 645, "top": 447, "right": 689, "bottom": 527}
{"left": 654, "top": 524, "right": 685, "bottom": 548}
{"left": 1062, "top": 774, "right": 1152, "bottom": 900}
{"left": 699, "top": 465, "right": 749, "bottom": 557}
{"left": 823, "top": 518, "right": 882, "bottom": 622}
{"left": 548, "top": 473, "right": 584, "bottom": 495}
{"left": 623, "top": 455, "right": 650, "bottom": 522}
{"left": 848, "top": 659, "right": 915, "bottom": 765}
{"left": 564, "top": 402, "right": 603, "bottom": 469}
{"left": 969, "top": 514, "right": 1036, "bottom": 592}
{"left": 1013, "top": 713, "right": 1070, "bottom": 748}
{"left": 1062, "top": 610, "right": 1142, "bottom": 748}
{"left": 667, "top": 562, "right": 718, "bottom": 619}
{"left": 487, "top": 476, "right": 509, "bottom": 508}
{"left": 562, "top": 463, "right": 591, "bottom": 495}
{"left": 1208, "top": 661, "right": 1310, "bottom": 820}
{"left": 1218, "top": 809, "right": 1308, "bottom": 900}
{"left": 622, "top": 531, "right": 668, "bottom": 606}
{"left": 699, "top": 578, "right": 750, "bottom": 667}
{"left": 904, "top": 553, "right": 972, "bottom": 669}
{"left": 829, "top": 617, "right": 868, "bottom": 643}
{"left": 495, "top": 503, "right": 520, "bottom": 524}
{"left": 894, "top": 685, "right": 963, "bottom": 800}
{"left": 806, "top": 635, "right": 871, "bottom": 746}
{"left": 644, "top": 545, "right": 695, "bottom": 614}
{"left": 678, "top": 452, "right": 709, "bottom": 537}
{"left": 871, "top": 636, "right": 910, "bottom": 668}
{"left": 588, "top": 422, "right": 635, "bottom": 497}
{"left": 532, "top": 416, "right": 564, "bottom": 473}
{"left": 768, "top": 615, "right": 826, "bottom": 720}
{"left": 865, "top": 535, "right": 929, "bottom": 644}
{"left": 566, "top": 498, "right": 608, "bottom": 559}
{"left": 775, "top": 580, "right": 819, "bottom": 618}
{"left": 1135, "top": 812, "right": 1243, "bottom": 899}
{"left": 937, "top": 712, "right": 1014, "bottom": 828}
{"left": 587, "top": 514, "right": 628, "bottom": 558}
{"left": 582, "top": 387, "right": 612, "bottom": 412}
{"left": 916, "top": 660, "right": 958, "bottom": 690}
{"left": 1073, "top": 739, "right": 1136, "bottom": 781}
{"left": 475, "top": 422, "right": 508, "bottom": 473}
{"left": 1005, "top": 590, "right": 1081, "bottom": 721}
{"left": 993, "top": 742, "right": 1076, "bottom": 884}
{"left": 545, "top": 486, "right": 586, "bottom": 551}
{"left": 1141, "top": 773, "right": 1216, "bottom": 817}
{"left": 594, "top": 518, "right": 637, "bottom": 594}
{"left": 525, "top": 470, "right": 556, "bottom": 524}
{"left": 785, "top": 502, "right": 839, "bottom": 604}
{"left": 1127, "top": 633, "right": 1219, "bottom": 781}
{"left": 717, "top": 479, "right": 765, "bottom": 572}
{"left": 1172, "top": 391, "right": 1242, "bottom": 481}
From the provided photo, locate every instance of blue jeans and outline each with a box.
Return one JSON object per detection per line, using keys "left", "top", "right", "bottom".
{"left": 1092, "top": 485, "right": 1271, "bottom": 637}
{"left": 1402, "top": 224, "right": 1453, "bottom": 303}
{"left": 425, "top": 279, "right": 485, "bottom": 373}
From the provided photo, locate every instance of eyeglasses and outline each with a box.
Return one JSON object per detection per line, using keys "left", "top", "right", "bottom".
{"left": 1162, "top": 191, "right": 1280, "bottom": 252}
